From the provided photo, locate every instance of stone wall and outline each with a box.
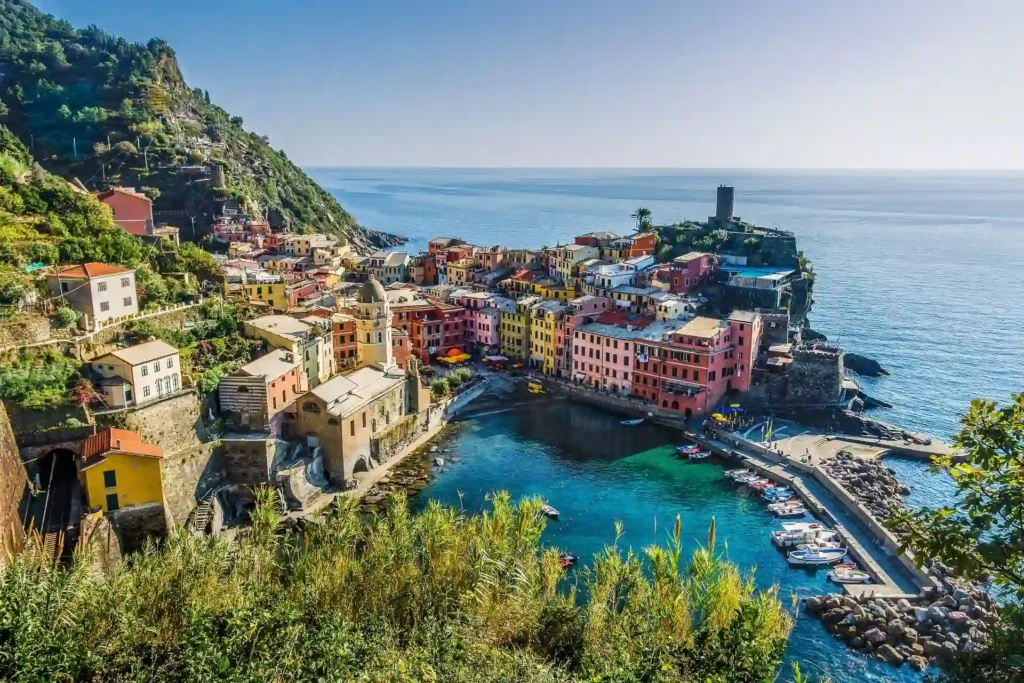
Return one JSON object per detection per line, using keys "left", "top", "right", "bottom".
{"left": 160, "top": 442, "right": 221, "bottom": 530}
{"left": 76, "top": 511, "right": 122, "bottom": 574}
{"left": 109, "top": 502, "right": 166, "bottom": 553}
{"left": 219, "top": 437, "right": 281, "bottom": 486}
{"left": 719, "top": 232, "right": 799, "bottom": 268}
{"left": 767, "top": 343, "right": 845, "bottom": 407}
{"left": 0, "top": 313, "right": 59, "bottom": 350}
{"left": 75, "top": 305, "right": 206, "bottom": 361}
{"left": 0, "top": 401, "right": 27, "bottom": 563}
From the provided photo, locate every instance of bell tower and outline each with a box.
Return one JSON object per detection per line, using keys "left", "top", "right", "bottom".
{"left": 355, "top": 277, "right": 393, "bottom": 370}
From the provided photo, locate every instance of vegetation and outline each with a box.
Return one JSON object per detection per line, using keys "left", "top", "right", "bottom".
{"left": 0, "top": 0, "right": 399, "bottom": 249}
{"left": 0, "top": 346, "right": 80, "bottom": 408}
{"left": 430, "top": 367, "right": 474, "bottom": 400}
{"left": 631, "top": 206, "right": 653, "bottom": 232}
{"left": 0, "top": 491, "right": 792, "bottom": 681}
{"left": 124, "top": 300, "right": 262, "bottom": 394}
{"left": 889, "top": 393, "right": 1024, "bottom": 683}
{"left": 0, "top": 120, "right": 211, "bottom": 310}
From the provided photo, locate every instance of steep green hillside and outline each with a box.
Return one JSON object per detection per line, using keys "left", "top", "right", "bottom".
{"left": 0, "top": 0, "right": 402, "bottom": 251}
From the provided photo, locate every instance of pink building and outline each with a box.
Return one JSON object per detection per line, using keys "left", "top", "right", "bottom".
{"left": 451, "top": 291, "right": 501, "bottom": 353}
{"left": 557, "top": 295, "right": 613, "bottom": 377}
{"left": 571, "top": 316, "right": 678, "bottom": 395}
{"left": 477, "top": 247, "right": 507, "bottom": 272}
{"left": 632, "top": 311, "right": 762, "bottom": 418}
{"left": 656, "top": 252, "right": 716, "bottom": 294}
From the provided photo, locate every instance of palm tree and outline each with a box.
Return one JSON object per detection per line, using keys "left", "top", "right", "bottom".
{"left": 631, "top": 207, "right": 652, "bottom": 231}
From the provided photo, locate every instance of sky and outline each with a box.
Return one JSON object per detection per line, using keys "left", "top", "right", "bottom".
{"left": 36, "top": 0, "right": 1024, "bottom": 169}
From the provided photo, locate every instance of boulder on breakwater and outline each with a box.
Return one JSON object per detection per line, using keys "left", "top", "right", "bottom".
{"left": 804, "top": 586, "right": 999, "bottom": 671}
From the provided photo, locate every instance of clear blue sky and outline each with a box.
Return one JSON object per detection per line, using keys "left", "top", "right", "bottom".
{"left": 37, "top": 0, "right": 1024, "bottom": 169}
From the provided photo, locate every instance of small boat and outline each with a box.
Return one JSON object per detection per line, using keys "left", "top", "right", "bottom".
{"left": 787, "top": 548, "right": 848, "bottom": 566}
{"left": 768, "top": 500, "right": 803, "bottom": 512}
{"left": 677, "top": 445, "right": 701, "bottom": 456}
{"left": 783, "top": 522, "right": 824, "bottom": 532}
{"left": 828, "top": 567, "right": 872, "bottom": 584}
{"left": 750, "top": 480, "right": 776, "bottom": 491}
{"left": 621, "top": 418, "right": 645, "bottom": 426}
{"left": 725, "top": 468, "right": 753, "bottom": 479}
{"left": 774, "top": 505, "right": 808, "bottom": 518}
{"left": 763, "top": 491, "right": 794, "bottom": 503}
{"left": 560, "top": 553, "right": 578, "bottom": 569}
{"left": 541, "top": 504, "right": 560, "bottom": 519}
{"left": 688, "top": 451, "right": 711, "bottom": 461}
{"left": 772, "top": 529, "right": 838, "bottom": 548}
{"left": 763, "top": 486, "right": 792, "bottom": 497}
{"left": 797, "top": 540, "right": 842, "bottom": 552}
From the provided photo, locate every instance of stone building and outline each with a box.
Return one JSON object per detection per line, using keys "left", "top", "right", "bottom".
{"left": 766, "top": 342, "right": 845, "bottom": 407}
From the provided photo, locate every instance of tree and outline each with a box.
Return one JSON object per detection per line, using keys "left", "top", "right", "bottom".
{"left": 630, "top": 207, "right": 652, "bottom": 231}
{"left": 889, "top": 393, "right": 1024, "bottom": 683}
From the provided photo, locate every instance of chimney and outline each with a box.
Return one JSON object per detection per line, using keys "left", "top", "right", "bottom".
{"left": 284, "top": 352, "right": 294, "bottom": 363}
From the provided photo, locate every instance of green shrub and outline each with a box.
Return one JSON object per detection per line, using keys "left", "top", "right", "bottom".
{"left": 53, "top": 306, "right": 80, "bottom": 327}
{"left": 0, "top": 492, "right": 792, "bottom": 681}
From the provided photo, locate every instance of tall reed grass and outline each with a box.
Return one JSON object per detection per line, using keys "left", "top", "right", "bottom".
{"left": 0, "top": 489, "right": 792, "bottom": 681}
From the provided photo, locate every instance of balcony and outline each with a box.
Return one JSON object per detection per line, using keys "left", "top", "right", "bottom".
{"left": 660, "top": 379, "right": 705, "bottom": 397}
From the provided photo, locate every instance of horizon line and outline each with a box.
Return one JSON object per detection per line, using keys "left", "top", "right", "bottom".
{"left": 303, "top": 165, "right": 1024, "bottom": 173}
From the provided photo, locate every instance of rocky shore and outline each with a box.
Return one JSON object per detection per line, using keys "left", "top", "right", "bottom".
{"left": 805, "top": 582, "right": 999, "bottom": 671}
{"left": 823, "top": 451, "right": 910, "bottom": 520}
{"left": 359, "top": 427, "right": 461, "bottom": 511}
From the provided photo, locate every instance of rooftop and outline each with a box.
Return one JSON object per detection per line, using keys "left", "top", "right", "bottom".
{"left": 677, "top": 316, "right": 728, "bottom": 339}
{"left": 728, "top": 310, "right": 759, "bottom": 324}
{"left": 100, "top": 340, "right": 178, "bottom": 366}
{"left": 384, "top": 251, "right": 411, "bottom": 267}
{"left": 239, "top": 349, "right": 299, "bottom": 380}
{"left": 312, "top": 366, "right": 405, "bottom": 417}
{"left": 673, "top": 251, "right": 711, "bottom": 263}
{"left": 245, "top": 315, "right": 312, "bottom": 341}
{"left": 577, "top": 319, "right": 679, "bottom": 342}
{"left": 55, "top": 262, "right": 132, "bottom": 279}
{"left": 81, "top": 428, "right": 162, "bottom": 469}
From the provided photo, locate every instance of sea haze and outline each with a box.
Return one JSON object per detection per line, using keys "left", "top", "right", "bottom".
{"left": 310, "top": 167, "right": 1024, "bottom": 442}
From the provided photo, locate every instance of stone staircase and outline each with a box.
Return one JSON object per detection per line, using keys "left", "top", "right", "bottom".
{"left": 189, "top": 498, "right": 213, "bottom": 535}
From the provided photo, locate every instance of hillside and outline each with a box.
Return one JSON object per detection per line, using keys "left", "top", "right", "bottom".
{"left": 0, "top": 0, "right": 403, "bottom": 252}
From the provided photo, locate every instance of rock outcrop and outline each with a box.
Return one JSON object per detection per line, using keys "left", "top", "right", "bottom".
{"left": 845, "top": 353, "right": 890, "bottom": 377}
{"left": 805, "top": 586, "right": 999, "bottom": 671}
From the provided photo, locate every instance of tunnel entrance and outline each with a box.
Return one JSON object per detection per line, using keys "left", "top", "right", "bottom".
{"left": 21, "top": 448, "right": 82, "bottom": 563}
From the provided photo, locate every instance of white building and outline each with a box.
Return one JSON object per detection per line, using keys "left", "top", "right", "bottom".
{"left": 46, "top": 263, "right": 139, "bottom": 330}
{"left": 91, "top": 340, "right": 182, "bottom": 408}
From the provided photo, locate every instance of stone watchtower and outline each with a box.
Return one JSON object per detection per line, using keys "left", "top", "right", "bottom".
{"left": 355, "top": 277, "right": 393, "bottom": 370}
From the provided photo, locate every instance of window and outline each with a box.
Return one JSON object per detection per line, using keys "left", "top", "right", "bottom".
{"left": 172, "top": 374, "right": 179, "bottom": 391}
{"left": 141, "top": 365, "right": 149, "bottom": 377}
{"left": 362, "top": 412, "right": 366, "bottom": 428}
{"left": 121, "top": 277, "right": 130, "bottom": 288}
{"left": 98, "top": 282, "right": 108, "bottom": 292}
{"left": 154, "top": 360, "right": 160, "bottom": 372}
{"left": 236, "top": 386, "right": 249, "bottom": 393}
{"left": 100, "top": 301, "right": 110, "bottom": 312}
{"left": 143, "top": 385, "right": 151, "bottom": 397}
{"left": 103, "top": 470, "right": 117, "bottom": 488}
{"left": 106, "top": 493, "right": 119, "bottom": 511}
{"left": 61, "top": 282, "right": 69, "bottom": 293}
{"left": 350, "top": 420, "right": 355, "bottom": 436}
{"left": 123, "top": 296, "right": 132, "bottom": 307}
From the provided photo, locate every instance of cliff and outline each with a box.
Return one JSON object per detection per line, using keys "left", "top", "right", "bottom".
{"left": 0, "top": 0, "right": 404, "bottom": 252}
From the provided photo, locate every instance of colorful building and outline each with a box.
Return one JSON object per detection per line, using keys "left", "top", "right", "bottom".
{"left": 332, "top": 313, "right": 359, "bottom": 371}
{"left": 549, "top": 244, "right": 600, "bottom": 282}
{"left": 530, "top": 300, "right": 568, "bottom": 374}
{"left": 91, "top": 340, "right": 182, "bottom": 408}
{"left": 447, "top": 258, "right": 478, "bottom": 287}
{"left": 499, "top": 295, "right": 540, "bottom": 360}
{"left": 218, "top": 349, "right": 305, "bottom": 434}
{"left": 572, "top": 318, "right": 677, "bottom": 394}
{"left": 80, "top": 429, "right": 164, "bottom": 513}
{"left": 631, "top": 311, "right": 762, "bottom": 418}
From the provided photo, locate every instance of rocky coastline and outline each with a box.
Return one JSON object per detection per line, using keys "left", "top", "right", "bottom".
{"left": 805, "top": 582, "right": 999, "bottom": 671}
{"left": 359, "top": 427, "right": 461, "bottom": 511}
{"left": 813, "top": 453, "right": 999, "bottom": 672}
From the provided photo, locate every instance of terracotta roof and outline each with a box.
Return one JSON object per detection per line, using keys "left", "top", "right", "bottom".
{"left": 80, "top": 428, "right": 163, "bottom": 469}
{"left": 55, "top": 263, "right": 133, "bottom": 279}
{"left": 95, "top": 187, "right": 151, "bottom": 201}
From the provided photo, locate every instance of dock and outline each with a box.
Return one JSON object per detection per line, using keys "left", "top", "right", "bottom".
{"left": 692, "top": 432, "right": 928, "bottom": 599}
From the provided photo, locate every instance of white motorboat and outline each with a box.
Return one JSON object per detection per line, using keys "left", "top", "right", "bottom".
{"left": 771, "top": 528, "right": 838, "bottom": 548}
{"left": 767, "top": 500, "right": 800, "bottom": 511}
{"left": 725, "top": 468, "right": 753, "bottom": 479}
{"left": 796, "top": 540, "right": 842, "bottom": 552}
{"left": 774, "top": 506, "right": 808, "bottom": 518}
{"left": 782, "top": 522, "right": 825, "bottom": 533}
{"left": 763, "top": 488, "right": 794, "bottom": 500}
{"left": 621, "top": 418, "right": 644, "bottom": 426}
{"left": 688, "top": 450, "right": 711, "bottom": 461}
{"left": 787, "top": 548, "right": 848, "bottom": 566}
{"left": 541, "top": 504, "right": 560, "bottom": 519}
{"left": 828, "top": 567, "right": 872, "bottom": 584}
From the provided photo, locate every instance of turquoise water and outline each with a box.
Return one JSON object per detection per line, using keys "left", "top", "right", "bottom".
{"left": 412, "top": 401, "right": 916, "bottom": 682}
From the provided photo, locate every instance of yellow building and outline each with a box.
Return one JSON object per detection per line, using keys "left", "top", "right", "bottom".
{"left": 243, "top": 280, "right": 288, "bottom": 309}
{"left": 499, "top": 295, "right": 540, "bottom": 360}
{"left": 80, "top": 429, "right": 164, "bottom": 513}
{"left": 448, "top": 258, "right": 478, "bottom": 287}
{"left": 551, "top": 244, "right": 599, "bottom": 283}
{"left": 530, "top": 301, "right": 567, "bottom": 374}
{"left": 534, "top": 279, "right": 576, "bottom": 302}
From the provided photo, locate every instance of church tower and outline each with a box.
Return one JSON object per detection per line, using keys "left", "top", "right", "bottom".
{"left": 355, "top": 277, "right": 393, "bottom": 370}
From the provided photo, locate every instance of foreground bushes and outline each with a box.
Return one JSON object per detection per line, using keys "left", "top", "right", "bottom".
{"left": 0, "top": 491, "right": 792, "bottom": 682}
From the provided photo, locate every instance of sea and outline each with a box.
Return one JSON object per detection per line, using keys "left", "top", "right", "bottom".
{"left": 308, "top": 167, "right": 1024, "bottom": 680}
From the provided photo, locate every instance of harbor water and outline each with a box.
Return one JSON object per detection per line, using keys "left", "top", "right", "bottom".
{"left": 411, "top": 400, "right": 916, "bottom": 682}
